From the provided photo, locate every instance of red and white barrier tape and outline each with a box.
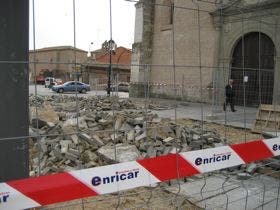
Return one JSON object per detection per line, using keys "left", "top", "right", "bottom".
{"left": 1, "top": 137, "right": 280, "bottom": 210}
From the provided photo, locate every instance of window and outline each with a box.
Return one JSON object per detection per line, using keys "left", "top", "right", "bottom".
{"left": 161, "top": 0, "right": 173, "bottom": 26}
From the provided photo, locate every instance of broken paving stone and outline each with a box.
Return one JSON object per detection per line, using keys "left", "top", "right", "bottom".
{"left": 65, "top": 160, "right": 71, "bottom": 165}
{"left": 98, "top": 119, "right": 110, "bottom": 125}
{"left": 39, "top": 142, "right": 48, "bottom": 154}
{"left": 30, "top": 171, "right": 35, "bottom": 177}
{"left": 114, "top": 117, "right": 123, "bottom": 130}
{"left": 110, "top": 133, "right": 122, "bottom": 142}
{"left": 269, "top": 161, "right": 280, "bottom": 170}
{"left": 246, "top": 163, "right": 258, "bottom": 174}
{"left": 65, "top": 152, "right": 79, "bottom": 162}
{"left": 62, "top": 117, "right": 88, "bottom": 133}
{"left": 82, "top": 150, "right": 98, "bottom": 162}
{"left": 120, "top": 123, "right": 133, "bottom": 132}
{"left": 30, "top": 103, "right": 59, "bottom": 125}
{"left": 163, "top": 137, "right": 174, "bottom": 143}
{"left": 189, "top": 140, "right": 203, "bottom": 150}
{"left": 60, "top": 140, "right": 72, "bottom": 154}
{"left": 47, "top": 122, "right": 55, "bottom": 128}
{"left": 146, "top": 146, "right": 157, "bottom": 157}
{"left": 29, "top": 127, "right": 37, "bottom": 137}
{"left": 133, "top": 117, "right": 144, "bottom": 125}
{"left": 42, "top": 167, "right": 51, "bottom": 175}
{"left": 85, "top": 161, "right": 98, "bottom": 168}
{"left": 135, "top": 132, "right": 147, "bottom": 141}
{"left": 154, "top": 140, "right": 163, "bottom": 147}
{"left": 163, "top": 147, "right": 172, "bottom": 155}
{"left": 32, "top": 157, "right": 39, "bottom": 165}
{"left": 169, "top": 147, "right": 179, "bottom": 154}
{"left": 126, "top": 130, "right": 135, "bottom": 141}
{"left": 64, "top": 166, "right": 76, "bottom": 172}
{"left": 237, "top": 173, "right": 252, "bottom": 180}
{"left": 29, "top": 95, "right": 228, "bottom": 174}
{"left": 71, "top": 134, "right": 79, "bottom": 145}
{"left": 91, "top": 134, "right": 105, "bottom": 146}
{"left": 79, "top": 133, "right": 92, "bottom": 142}
{"left": 68, "top": 148, "right": 80, "bottom": 156}
{"left": 213, "top": 143, "right": 224, "bottom": 147}
{"left": 97, "top": 144, "right": 140, "bottom": 163}
{"left": 139, "top": 142, "right": 150, "bottom": 151}
{"left": 152, "top": 118, "right": 162, "bottom": 123}
{"left": 135, "top": 125, "right": 142, "bottom": 135}
{"left": 53, "top": 149, "right": 63, "bottom": 159}
{"left": 192, "top": 134, "right": 200, "bottom": 140}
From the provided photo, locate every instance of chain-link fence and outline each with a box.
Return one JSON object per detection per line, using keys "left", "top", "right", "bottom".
{"left": 1, "top": 0, "right": 280, "bottom": 209}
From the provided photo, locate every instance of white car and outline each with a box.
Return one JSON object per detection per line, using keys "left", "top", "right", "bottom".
{"left": 45, "top": 77, "right": 55, "bottom": 88}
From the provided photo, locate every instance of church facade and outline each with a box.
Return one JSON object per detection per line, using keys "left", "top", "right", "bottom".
{"left": 130, "top": 0, "right": 280, "bottom": 106}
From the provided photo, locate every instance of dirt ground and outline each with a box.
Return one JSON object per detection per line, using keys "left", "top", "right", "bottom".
{"left": 41, "top": 119, "right": 264, "bottom": 210}
{"left": 43, "top": 186, "right": 201, "bottom": 210}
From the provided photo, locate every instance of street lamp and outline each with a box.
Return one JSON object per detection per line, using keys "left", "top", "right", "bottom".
{"left": 107, "top": 39, "right": 117, "bottom": 95}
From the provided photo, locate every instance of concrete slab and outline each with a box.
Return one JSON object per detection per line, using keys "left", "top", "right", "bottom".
{"left": 165, "top": 174, "right": 280, "bottom": 210}
{"left": 152, "top": 102, "right": 258, "bottom": 131}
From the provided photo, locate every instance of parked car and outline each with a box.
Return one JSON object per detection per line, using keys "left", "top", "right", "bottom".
{"left": 52, "top": 81, "right": 90, "bottom": 93}
{"left": 45, "top": 77, "right": 55, "bottom": 88}
{"left": 105, "top": 82, "right": 130, "bottom": 92}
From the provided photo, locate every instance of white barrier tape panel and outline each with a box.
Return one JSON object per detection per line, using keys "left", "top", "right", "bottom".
{"left": 1, "top": 137, "right": 280, "bottom": 210}
{"left": 0, "top": 183, "right": 40, "bottom": 210}
{"left": 181, "top": 146, "right": 245, "bottom": 173}
{"left": 70, "top": 161, "right": 160, "bottom": 195}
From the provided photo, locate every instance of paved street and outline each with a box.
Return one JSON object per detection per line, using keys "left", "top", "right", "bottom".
{"left": 29, "top": 84, "right": 129, "bottom": 98}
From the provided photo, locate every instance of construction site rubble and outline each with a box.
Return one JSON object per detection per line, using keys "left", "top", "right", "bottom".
{"left": 29, "top": 95, "right": 226, "bottom": 176}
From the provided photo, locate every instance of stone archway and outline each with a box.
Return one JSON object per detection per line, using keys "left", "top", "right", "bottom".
{"left": 216, "top": 20, "right": 280, "bottom": 106}
{"left": 230, "top": 32, "right": 275, "bottom": 107}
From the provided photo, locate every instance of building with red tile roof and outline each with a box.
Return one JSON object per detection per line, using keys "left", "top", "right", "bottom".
{"left": 82, "top": 45, "right": 131, "bottom": 89}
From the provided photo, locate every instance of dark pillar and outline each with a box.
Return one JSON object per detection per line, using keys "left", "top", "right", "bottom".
{"left": 0, "top": 0, "right": 29, "bottom": 181}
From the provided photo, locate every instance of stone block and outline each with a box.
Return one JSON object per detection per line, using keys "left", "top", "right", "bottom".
{"left": 91, "top": 134, "right": 105, "bottom": 146}
{"left": 120, "top": 123, "right": 133, "bottom": 132}
{"left": 65, "top": 152, "right": 79, "bottom": 162}
{"left": 134, "top": 117, "right": 144, "bottom": 125}
{"left": 62, "top": 117, "right": 88, "bottom": 133}
{"left": 60, "top": 140, "right": 72, "bottom": 154}
{"left": 237, "top": 173, "right": 252, "bottom": 180}
{"left": 97, "top": 144, "right": 140, "bottom": 163}
{"left": 246, "top": 163, "right": 258, "bottom": 174}
{"left": 163, "top": 137, "right": 174, "bottom": 143}
{"left": 68, "top": 148, "right": 80, "bottom": 156}
{"left": 82, "top": 150, "right": 98, "bottom": 162}
{"left": 135, "top": 132, "right": 147, "bottom": 141}
{"left": 71, "top": 134, "right": 79, "bottom": 145}
{"left": 127, "top": 130, "right": 135, "bottom": 141}
{"left": 114, "top": 116, "right": 123, "bottom": 130}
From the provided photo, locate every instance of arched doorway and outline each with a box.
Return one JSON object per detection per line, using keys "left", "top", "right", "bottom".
{"left": 230, "top": 32, "right": 275, "bottom": 107}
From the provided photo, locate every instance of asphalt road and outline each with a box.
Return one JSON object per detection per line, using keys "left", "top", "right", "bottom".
{"left": 29, "top": 84, "right": 129, "bottom": 98}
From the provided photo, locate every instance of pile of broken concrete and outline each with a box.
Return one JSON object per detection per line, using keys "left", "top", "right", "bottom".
{"left": 29, "top": 95, "right": 226, "bottom": 176}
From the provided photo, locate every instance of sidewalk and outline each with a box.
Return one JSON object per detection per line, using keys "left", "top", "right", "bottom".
{"left": 146, "top": 99, "right": 280, "bottom": 137}
{"left": 147, "top": 99, "right": 257, "bottom": 129}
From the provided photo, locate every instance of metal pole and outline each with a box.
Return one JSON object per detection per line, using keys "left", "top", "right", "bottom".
{"left": 107, "top": 46, "right": 112, "bottom": 95}
{"left": 107, "top": 0, "right": 113, "bottom": 96}
{"left": 0, "top": 0, "right": 29, "bottom": 181}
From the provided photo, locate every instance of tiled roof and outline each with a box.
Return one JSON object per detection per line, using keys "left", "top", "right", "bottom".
{"left": 95, "top": 47, "right": 131, "bottom": 65}
{"left": 29, "top": 46, "right": 87, "bottom": 53}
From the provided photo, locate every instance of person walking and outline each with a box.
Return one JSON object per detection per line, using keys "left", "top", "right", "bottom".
{"left": 223, "top": 79, "right": 236, "bottom": 112}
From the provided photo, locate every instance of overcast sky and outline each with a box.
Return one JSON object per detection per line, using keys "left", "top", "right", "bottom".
{"left": 29, "top": 0, "right": 135, "bottom": 51}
